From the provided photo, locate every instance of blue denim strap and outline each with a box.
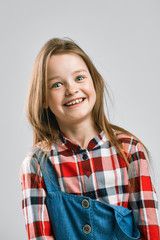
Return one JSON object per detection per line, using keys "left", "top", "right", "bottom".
{"left": 34, "top": 148, "right": 60, "bottom": 193}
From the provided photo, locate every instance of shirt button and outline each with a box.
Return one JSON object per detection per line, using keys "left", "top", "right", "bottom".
{"left": 83, "top": 224, "right": 92, "bottom": 234}
{"left": 82, "top": 199, "right": 90, "bottom": 209}
{"left": 85, "top": 170, "right": 91, "bottom": 177}
{"left": 83, "top": 154, "right": 88, "bottom": 160}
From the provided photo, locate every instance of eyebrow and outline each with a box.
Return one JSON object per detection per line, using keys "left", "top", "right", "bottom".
{"left": 48, "top": 69, "right": 87, "bottom": 81}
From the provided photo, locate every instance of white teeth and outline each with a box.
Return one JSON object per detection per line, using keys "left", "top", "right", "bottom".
{"left": 65, "top": 98, "right": 84, "bottom": 106}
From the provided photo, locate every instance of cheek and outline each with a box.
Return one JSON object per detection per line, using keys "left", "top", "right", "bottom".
{"left": 89, "top": 83, "right": 97, "bottom": 102}
{"left": 91, "top": 85, "right": 97, "bottom": 108}
{"left": 48, "top": 93, "right": 59, "bottom": 113}
{"left": 93, "top": 92, "right": 97, "bottom": 106}
{"left": 86, "top": 86, "right": 97, "bottom": 109}
{"left": 86, "top": 78, "right": 96, "bottom": 95}
{"left": 48, "top": 92, "right": 60, "bottom": 104}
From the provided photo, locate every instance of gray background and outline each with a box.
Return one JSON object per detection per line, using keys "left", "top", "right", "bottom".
{"left": 0, "top": 0, "right": 159, "bottom": 239}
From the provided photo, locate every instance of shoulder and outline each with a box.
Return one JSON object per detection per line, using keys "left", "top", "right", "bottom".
{"left": 20, "top": 146, "right": 41, "bottom": 175}
{"left": 116, "top": 133, "right": 143, "bottom": 155}
{"left": 117, "top": 133, "right": 148, "bottom": 170}
{"left": 20, "top": 146, "right": 49, "bottom": 190}
{"left": 20, "top": 141, "right": 55, "bottom": 175}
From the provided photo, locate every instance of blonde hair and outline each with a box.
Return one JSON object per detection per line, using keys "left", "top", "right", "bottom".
{"left": 26, "top": 37, "right": 150, "bottom": 186}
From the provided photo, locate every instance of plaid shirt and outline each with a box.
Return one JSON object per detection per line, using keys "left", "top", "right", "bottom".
{"left": 21, "top": 130, "right": 160, "bottom": 240}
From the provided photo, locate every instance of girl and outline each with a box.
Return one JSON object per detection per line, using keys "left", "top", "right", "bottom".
{"left": 20, "top": 37, "right": 160, "bottom": 240}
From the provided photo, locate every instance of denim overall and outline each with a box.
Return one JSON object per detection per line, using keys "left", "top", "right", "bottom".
{"left": 37, "top": 150, "right": 140, "bottom": 240}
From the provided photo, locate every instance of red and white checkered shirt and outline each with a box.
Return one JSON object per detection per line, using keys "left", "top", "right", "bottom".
{"left": 20, "top": 130, "right": 160, "bottom": 240}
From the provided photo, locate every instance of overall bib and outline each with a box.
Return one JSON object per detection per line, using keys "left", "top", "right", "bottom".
{"left": 37, "top": 150, "right": 140, "bottom": 240}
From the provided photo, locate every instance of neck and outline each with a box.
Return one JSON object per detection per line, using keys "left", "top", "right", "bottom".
{"left": 58, "top": 121, "right": 100, "bottom": 149}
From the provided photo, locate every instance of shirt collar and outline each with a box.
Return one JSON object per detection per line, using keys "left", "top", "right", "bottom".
{"left": 57, "top": 129, "right": 108, "bottom": 152}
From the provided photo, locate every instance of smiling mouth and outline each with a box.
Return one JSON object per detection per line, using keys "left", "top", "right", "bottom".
{"left": 64, "top": 98, "right": 85, "bottom": 106}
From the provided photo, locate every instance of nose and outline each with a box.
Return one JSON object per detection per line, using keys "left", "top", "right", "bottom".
{"left": 65, "top": 82, "right": 79, "bottom": 96}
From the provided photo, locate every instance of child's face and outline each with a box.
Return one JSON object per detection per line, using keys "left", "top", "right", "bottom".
{"left": 47, "top": 53, "right": 96, "bottom": 129}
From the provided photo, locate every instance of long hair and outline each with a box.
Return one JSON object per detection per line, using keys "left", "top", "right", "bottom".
{"left": 26, "top": 37, "right": 150, "bottom": 187}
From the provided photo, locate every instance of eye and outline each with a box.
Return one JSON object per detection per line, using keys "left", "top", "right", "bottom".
{"left": 52, "top": 82, "right": 62, "bottom": 88}
{"left": 76, "top": 76, "right": 84, "bottom": 81}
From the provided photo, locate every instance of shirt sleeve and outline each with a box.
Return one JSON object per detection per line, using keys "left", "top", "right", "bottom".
{"left": 128, "top": 141, "right": 160, "bottom": 240}
{"left": 20, "top": 152, "right": 55, "bottom": 240}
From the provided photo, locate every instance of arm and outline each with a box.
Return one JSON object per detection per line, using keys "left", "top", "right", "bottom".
{"left": 20, "top": 153, "right": 55, "bottom": 240}
{"left": 128, "top": 141, "right": 160, "bottom": 240}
